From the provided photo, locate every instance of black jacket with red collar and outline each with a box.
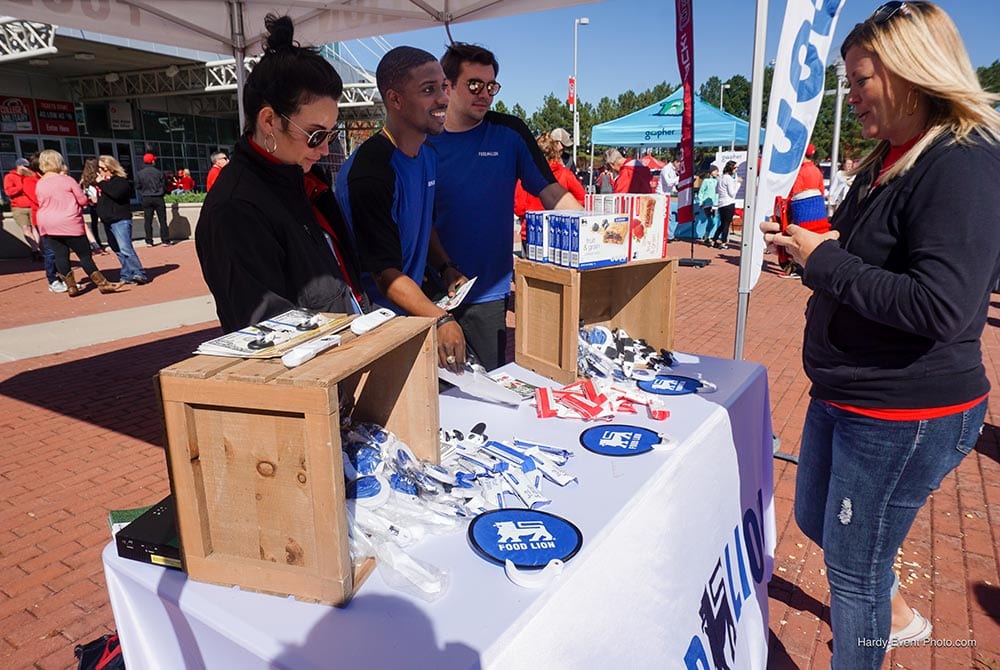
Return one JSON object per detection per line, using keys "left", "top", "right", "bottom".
{"left": 802, "top": 131, "right": 1000, "bottom": 408}
{"left": 196, "top": 136, "right": 369, "bottom": 333}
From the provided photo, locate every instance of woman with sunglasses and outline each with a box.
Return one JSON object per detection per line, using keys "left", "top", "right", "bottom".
{"left": 762, "top": 3, "right": 1000, "bottom": 666}
{"left": 95, "top": 156, "right": 149, "bottom": 285}
{"left": 195, "top": 13, "right": 369, "bottom": 332}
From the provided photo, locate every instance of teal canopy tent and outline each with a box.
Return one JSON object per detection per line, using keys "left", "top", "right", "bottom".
{"left": 591, "top": 87, "right": 759, "bottom": 148}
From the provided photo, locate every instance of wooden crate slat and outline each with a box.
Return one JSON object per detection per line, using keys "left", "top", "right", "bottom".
{"left": 514, "top": 257, "right": 677, "bottom": 383}
{"left": 160, "top": 316, "right": 438, "bottom": 606}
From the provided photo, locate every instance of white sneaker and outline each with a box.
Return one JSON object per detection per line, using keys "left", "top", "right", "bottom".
{"left": 48, "top": 280, "right": 67, "bottom": 294}
{"left": 889, "top": 607, "right": 933, "bottom": 646}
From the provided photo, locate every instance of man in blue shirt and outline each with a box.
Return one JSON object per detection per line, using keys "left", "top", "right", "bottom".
{"left": 337, "top": 46, "right": 466, "bottom": 372}
{"left": 428, "top": 43, "right": 581, "bottom": 370}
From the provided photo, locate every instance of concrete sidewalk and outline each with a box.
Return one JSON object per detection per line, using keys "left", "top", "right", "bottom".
{"left": 0, "top": 240, "right": 997, "bottom": 670}
{"left": 0, "top": 295, "right": 217, "bottom": 362}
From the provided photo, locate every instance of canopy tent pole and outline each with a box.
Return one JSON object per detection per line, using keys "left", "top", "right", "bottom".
{"left": 230, "top": 1, "right": 247, "bottom": 129}
{"left": 589, "top": 140, "right": 595, "bottom": 192}
{"left": 734, "top": 0, "right": 768, "bottom": 360}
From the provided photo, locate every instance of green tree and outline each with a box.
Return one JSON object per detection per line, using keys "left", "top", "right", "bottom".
{"left": 511, "top": 103, "right": 527, "bottom": 121}
{"left": 978, "top": 60, "right": 1000, "bottom": 94}
{"left": 527, "top": 93, "right": 573, "bottom": 137}
{"left": 699, "top": 75, "right": 751, "bottom": 119}
{"left": 700, "top": 76, "right": 723, "bottom": 108}
{"left": 493, "top": 100, "right": 510, "bottom": 115}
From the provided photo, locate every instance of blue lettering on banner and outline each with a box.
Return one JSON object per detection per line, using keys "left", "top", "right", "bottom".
{"left": 768, "top": 0, "right": 843, "bottom": 177}
{"left": 644, "top": 128, "right": 680, "bottom": 142}
{"left": 683, "top": 488, "right": 766, "bottom": 669}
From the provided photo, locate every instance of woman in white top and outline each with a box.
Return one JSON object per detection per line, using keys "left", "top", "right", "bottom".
{"left": 711, "top": 160, "right": 742, "bottom": 249}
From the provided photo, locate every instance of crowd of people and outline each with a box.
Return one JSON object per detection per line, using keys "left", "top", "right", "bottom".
{"left": 197, "top": 16, "right": 581, "bottom": 373}
{"left": 193, "top": 6, "right": 1000, "bottom": 670}
{"left": 1, "top": 3, "right": 995, "bottom": 667}
{"left": 4, "top": 144, "right": 233, "bottom": 295}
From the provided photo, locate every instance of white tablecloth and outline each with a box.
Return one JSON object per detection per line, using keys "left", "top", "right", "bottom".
{"left": 104, "top": 355, "right": 775, "bottom": 669}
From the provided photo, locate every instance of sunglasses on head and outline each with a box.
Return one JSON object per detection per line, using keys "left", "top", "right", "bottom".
{"left": 280, "top": 114, "right": 337, "bottom": 148}
{"left": 464, "top": 79, "right": 502, "bottom": 96}
{"left": 869, "top": 1, "right": 909, "bottom": 25}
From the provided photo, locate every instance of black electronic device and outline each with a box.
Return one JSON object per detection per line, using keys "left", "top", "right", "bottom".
{"left": 115, "top": 495, "right": 183, "bottom": 570}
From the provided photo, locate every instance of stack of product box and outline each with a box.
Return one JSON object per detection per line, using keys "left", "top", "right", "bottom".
{"left": 523, "top": 193, "right": 670, "bottom": 269}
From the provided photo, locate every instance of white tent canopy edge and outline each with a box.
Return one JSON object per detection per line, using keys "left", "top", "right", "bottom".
{"left": 7, "top": 0, "right": 598, "bottom": 122}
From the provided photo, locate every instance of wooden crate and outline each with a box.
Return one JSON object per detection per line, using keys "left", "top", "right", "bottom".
{"left": 514, "top": 257, "right": 677, "bottom": 384}
{"left": 158, "top": 316, "right": 438, "bottom": 606}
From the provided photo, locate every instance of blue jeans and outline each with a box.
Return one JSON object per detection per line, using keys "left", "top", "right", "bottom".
{"left": 41, "top": 235, "right": 57, "bottom": 283}
{"left": 108, "top": 219, "right": 147, "bottom": 282}
{"left": 795, "top": 397, "right": 986, "bottom": 669}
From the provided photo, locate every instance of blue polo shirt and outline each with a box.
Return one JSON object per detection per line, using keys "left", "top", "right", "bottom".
{"left": 429, "top": 112, "right": 555, "bottom": 303}
{"left": 336, "top": 132, "right": 436, "bottom": 311}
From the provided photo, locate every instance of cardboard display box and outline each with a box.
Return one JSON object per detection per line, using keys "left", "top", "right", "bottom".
{"left": 158, "top": 316, "right": 438, "bottom": 606}
{"left": 514, "top": 257, "right": 677, "bottom": 384}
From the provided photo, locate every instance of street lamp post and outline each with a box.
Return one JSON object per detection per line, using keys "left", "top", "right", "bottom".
{"left": 831, "top": 57, "right": 847, "bottom": 181}
{"left": 718, "top": 83, "right": 731, "bottom": 152}
{"left": 572, "top": 16, "right": 589, "bottom": 164}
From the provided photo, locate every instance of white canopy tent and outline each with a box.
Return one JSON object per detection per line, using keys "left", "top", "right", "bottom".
{"left": 7, "top": 0, "right": 598, "bottom": 121}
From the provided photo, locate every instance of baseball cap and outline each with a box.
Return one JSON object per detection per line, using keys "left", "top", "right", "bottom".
{"left": 143, "top": 153, "right": 156, "bottom": 163}
{"left": 550, "top": 127, "right": 573, "bottom": 147}
{"left": 15, "top": 158, "right": 29, "bottom": 167}
{"left": 805, "top": 143, "right": 816, "bottom": 157}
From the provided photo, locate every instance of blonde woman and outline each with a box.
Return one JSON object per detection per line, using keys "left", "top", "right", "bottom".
{"left": 96, "top": 156, "right": 149, "bottom": 285}
{"left": 34, "top": 150, "right": 122, "bottom": 296}
{"left": 761, "top": 3, "right": 1000, "bottom": 666}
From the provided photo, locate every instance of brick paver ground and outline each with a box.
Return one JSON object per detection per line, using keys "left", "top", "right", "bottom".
{"left": 0, "top": 240, "right": 997, "bottom": 669}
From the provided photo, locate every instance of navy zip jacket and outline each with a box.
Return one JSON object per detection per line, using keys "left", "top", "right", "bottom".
{"left": 802, "top": 131, "right": 1000, "bottom": 409}
{"left": 196, "top": 136, "right": 369, "bottom": 333}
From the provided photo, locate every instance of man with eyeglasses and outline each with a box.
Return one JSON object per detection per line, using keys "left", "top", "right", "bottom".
{"left": 205, "top": 151, "right": 229, "bottom": 192}
{"left": 428, "top": 42, "right": 581, "bottom": 371}
{"left": 336, "top": 46, "right": 467, "bottom": 373}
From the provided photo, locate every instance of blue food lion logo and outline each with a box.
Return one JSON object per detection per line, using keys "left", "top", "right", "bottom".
{"left": 494, "top": 520, "right": 553, "bottom": 544}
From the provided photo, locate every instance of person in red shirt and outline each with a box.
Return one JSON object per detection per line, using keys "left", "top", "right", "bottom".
{"left": 514, "top": 132, "right": 586, "bottom": 254}
{"left": 603, "top": 148, "right": 653, "bottom": 194}
{"left": 790, "top": 143, "right": 826, "bottom": 197}
{"left": 4, "top": 158, "right": 42, "bottom": 259}
{"left": 205, "top": 151, "right": 229, "bottom": 192}
{"left": 181, "top": 169, "right": 195, "bottom": 191}
{"left": 780, "top": 143, "right": 828, "bottom": 277}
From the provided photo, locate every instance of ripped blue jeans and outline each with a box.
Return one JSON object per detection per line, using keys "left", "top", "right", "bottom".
{"left": 795, "top": 397, "right": 986, "bottom": 670}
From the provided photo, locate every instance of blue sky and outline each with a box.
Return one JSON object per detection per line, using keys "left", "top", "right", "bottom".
{"left": 363, "top": 0, "right": 999, "bottom": 114}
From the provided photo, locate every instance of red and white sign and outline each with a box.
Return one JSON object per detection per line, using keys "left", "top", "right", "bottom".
{"left": 0, "top": 97, "right": 35, "bottom": 133}
{"left": 674, "top": 0, "right": 695, "bottom": 225}
{"left": 34, "top": 98, "right": 77, "bottom": 136}
{"left": 567, "top": 76, "right": 576, "bottom": 108}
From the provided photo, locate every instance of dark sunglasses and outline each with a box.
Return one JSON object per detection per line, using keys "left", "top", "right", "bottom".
{"left": 870, "top": 1, "right": 909, "bottom": 25}
{"left": 465, "top": 79, "right": 502, "bottom": 96}
{"left": 281, "top": 114, "right": 337, "bottom": 148}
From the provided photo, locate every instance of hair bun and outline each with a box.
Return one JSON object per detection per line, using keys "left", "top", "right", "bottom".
{"left": 264, "top": 13, "right": 296, "bottom": 54}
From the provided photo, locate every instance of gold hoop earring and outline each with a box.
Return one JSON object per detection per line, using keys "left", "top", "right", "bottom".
{"left": 264, "top": 133, "right": 277, "bottom": 154}
{"left": 905, "top": 88, "right": 919, "bottom": 117}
